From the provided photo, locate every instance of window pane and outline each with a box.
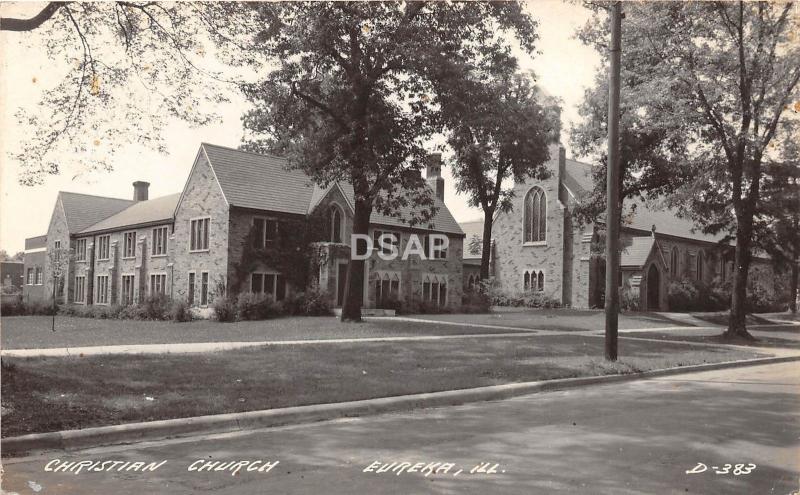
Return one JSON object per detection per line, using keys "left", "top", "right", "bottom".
{"left": 253, "top": 219, "right": 265, "bottom": 248}
{"left": 251, "top": 273, "right": 263, "bottom": 293}
{"left": 265, "top": 274, "right": 276, "bottom": 295}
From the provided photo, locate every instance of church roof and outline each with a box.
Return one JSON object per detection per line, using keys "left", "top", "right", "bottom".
{"left": 620, "top": 236, "right": 656, "bottom": 267}
{"left": 80, "top": 193, "right": 181, "bottom": 234}
{"left": 459, "top": 219, "right": 485, "bottom": 259}
{"left": 58, "top": 192, "right": 135, "bottom": 234}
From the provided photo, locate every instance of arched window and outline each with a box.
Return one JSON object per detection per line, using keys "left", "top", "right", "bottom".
{"left": 696, "top": 250, "right": 705, "bottom": 281}
{"left": 523, "top": 187, "right": 546, "bottom": 243}
{"left": 670, "top": 247, "right": 679, "bottom": 278}
{"left": 523, "top": 269, "right": 545, "bottom": 292}
{"left": 330, "top": 205, "right": 343, "bottom": 243}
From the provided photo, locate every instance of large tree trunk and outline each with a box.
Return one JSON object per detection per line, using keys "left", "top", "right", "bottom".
{"left": 341, "top": 199, "right": 372, "bottom": 322}
{"left": 790, "top": 262, "right": 798, "bottom": 314}
{"left": 479, "top": 209, "right": 494, "bottom": 280}
{"left": 725, "top": 216, "right": 756, "bottom": 340}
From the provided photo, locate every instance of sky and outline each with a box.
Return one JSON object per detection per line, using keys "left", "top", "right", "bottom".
{"left": 0, "top": 1, "right": 602, "bottom": 253}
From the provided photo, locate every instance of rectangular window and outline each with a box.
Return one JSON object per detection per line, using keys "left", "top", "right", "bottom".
{"left": 35, "top": 267, "right": 43, "bottom": 285}
{"left": 188, "top": 272, "right": 195, "bottom": 306}
{"left": 251, "top": 272, "right": 280, "bottom": 300}
{"left": 200, "top": 272, "right": 209, "bottom": 306}
{"left": 149, "top": 273, "right": 166, "bottom": 297}
{"left": 54, "top": 240, "right": 61, "bottom": 261}
{"left": 152, "top": 226, "right": 168, "bottom": 256}
{"left": 120, "top": 275, "right": 135, "bottom": 305}
{"left": 27, "top": 268, "right": 34, "bottom": 285}
{"left": 75, "top": 239, "right": 87, "bottom": 261}
{"left": 432, "top": 235, "right": 448, "bottom": 259}
{"left": 97, "top": 235, "right": 110, "bottom": 260}
{"left": 74, "top": 275, "right": 86, "bottom": 303}
{"left": 423, "top": 277, "right": 447, "bottom": 306}
{"left": 190, "top": 218, "right": 210, "bottom": 251}
{"left": 252, "top": 218, "right": 278, "bottom": 248}
{"left": 123, "top": 232, "right": 136, "bottom": 258}
{"left": 373, "top": 230, "right": 400, "bottom": 255}
{"left": 96, "top": 275, "right": 109, "bottom": 304}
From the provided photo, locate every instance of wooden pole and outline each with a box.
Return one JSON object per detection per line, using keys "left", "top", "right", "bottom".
{"left": 605, "top": 1, "right": 622, "bottom": 361}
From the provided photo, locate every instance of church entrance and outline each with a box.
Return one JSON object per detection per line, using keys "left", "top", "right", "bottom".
{"left": 646, "top": 264, "right": 661, "bottom": 311}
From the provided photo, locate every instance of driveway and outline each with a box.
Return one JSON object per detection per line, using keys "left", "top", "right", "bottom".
{"left": 3, "top": 362, "right": 797, "bottom": 494}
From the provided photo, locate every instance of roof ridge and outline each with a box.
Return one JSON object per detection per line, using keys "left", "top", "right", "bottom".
{"left": 201, "top": 142, "right": 289, "bottom": 162}
{"left": 59, "top": 191, "right": 134, "bottom": 202}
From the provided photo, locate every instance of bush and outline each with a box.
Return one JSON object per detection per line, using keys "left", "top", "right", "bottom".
{"left": 461, "top": 289, "right": 491, "bottom": 314}
{"left": 301, "top": 287, "right": 333, "bottom": 316}
{"left": 169, "top": 299, "right": 193, "bottom": 322}
{"left": 489, "top": 287, "right": 561, "bottom": 309}
{"left": 746, "top": 283, "right": 786, "bottom": 313}
{"left": 235, "top": 292, "right": 283, "bottom": 320}
{"left": 212, "top": 296, "right": 237, "bottom": 322}
{"left": 137, "top": 294, "right": 171, "bottom": 320}
{"left": 1, "top": 299, "right": 56, "bottom": 316}
{"left": 620, "top": 290, "right": 640, "bottom": 312}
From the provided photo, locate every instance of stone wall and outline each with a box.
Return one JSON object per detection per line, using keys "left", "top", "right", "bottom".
{"left": 492, "top": 143, "right": 566, "bottom": 302}
{"left": 172, "top": 151, "right": 230, "bottom": 306}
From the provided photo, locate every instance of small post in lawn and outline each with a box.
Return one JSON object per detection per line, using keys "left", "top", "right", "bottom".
{"left": 604, "top": 1, "right": 623, "bottom": 361}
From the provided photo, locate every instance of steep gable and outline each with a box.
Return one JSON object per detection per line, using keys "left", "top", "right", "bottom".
{"left": 58, "top": 192, "right": 135, "bottom": 234}
{"left": 201, "top": 143, "right": 314, "bottom": 215}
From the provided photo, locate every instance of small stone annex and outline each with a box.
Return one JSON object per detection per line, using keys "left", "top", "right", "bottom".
{"left": 458, "top": 143, "right": 776, "bottom": 311}
{"left": 23, "top": 143, "right": 465, "bottom": 313}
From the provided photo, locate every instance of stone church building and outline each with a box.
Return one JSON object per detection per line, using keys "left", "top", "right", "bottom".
{"left": 23, "top": 143, "right": 465, "bottom": 312}
{"left": 459, "top": 144, "right": 775, "bottom": 311}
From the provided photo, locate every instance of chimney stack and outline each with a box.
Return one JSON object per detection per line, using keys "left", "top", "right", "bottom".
{"left": 133, "top": 181, "right": 150, "bottom": 202}
{"left": 426, "top": 153, "right": 444, "bottom": 202}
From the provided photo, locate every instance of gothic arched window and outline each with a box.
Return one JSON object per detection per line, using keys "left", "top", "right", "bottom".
{"left": 670, "top": 247, "right": 680, "bottom": 277}
{"left": 330, "top": 205, "right": 343, "bottom": 243}
{"left": 523, "top": 187, "right": 547, "bottom": 243}
{"left": 696, "top": 250, "right": 705, "bottom": 281}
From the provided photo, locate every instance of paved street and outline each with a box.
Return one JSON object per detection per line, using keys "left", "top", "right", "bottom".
{"left": 3, "top": 362, "right": 798, "bottom": 494}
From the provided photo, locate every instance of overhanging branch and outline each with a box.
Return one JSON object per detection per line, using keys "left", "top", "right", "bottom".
{"left": 0, "top": 2, "right": 66, "bottom": 32}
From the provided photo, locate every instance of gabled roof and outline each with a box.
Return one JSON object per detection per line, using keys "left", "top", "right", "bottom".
{"left": 25, "top": 235, "right": 47, "bottom": 250}
{"left": 562, "top": 159, "right": 726, "bottom": 245}
{"left": 79, "top": 193, "right": 181, "bottom": 235}
{"left": 200, "top": 143, "right": 463, "bottom": 235}
{"left": 201, "top": 143, "right": 314, "bottom": 215}
{"left": 459, "top": 219, "right": 485, "bottom": 259}
{"left": 336, "top": 182, "right": 464, "bottom": 235}
{"left": 58, "top": 192, "right": 135, "bottom": 234}
{"left": 620, "top": 236, "right": 655, "bottom": 267}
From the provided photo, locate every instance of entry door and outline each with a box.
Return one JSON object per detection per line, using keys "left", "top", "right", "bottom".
{"left": 647, "top": 264, "right": 660, "bottom": 311}
{"left": 336, "top": 262, "right": 348, "bottom": 307}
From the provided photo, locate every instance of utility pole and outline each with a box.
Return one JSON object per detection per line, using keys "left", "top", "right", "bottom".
{"left": 605, "top": 1, "right": 622, "bottom": 361}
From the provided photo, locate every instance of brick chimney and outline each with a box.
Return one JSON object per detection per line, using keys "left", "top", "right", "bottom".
{"left": 426, "top": 153, "right": 444, "bottom": 202}
{"left": 133, "top": 181, "right": 150, "bottom": 202}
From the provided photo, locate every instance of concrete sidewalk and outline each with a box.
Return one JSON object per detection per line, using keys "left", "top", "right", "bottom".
{"left": 0, "top": 331, "right": 538, "bottom": 357}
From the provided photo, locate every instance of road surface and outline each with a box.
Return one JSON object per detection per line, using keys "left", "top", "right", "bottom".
{"left": 2, "top": 362, "right": 798, "bottom": 494}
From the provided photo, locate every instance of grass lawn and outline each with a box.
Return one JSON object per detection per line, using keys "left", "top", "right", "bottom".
{"left": 0, "top": 315, "right": 531, "bottom": 350}
{"left": 1, "top": 334, "right": 764, "bottom": 437}
{"left": 623, "top": 330, "right": 800, "bottom": 349}
{"left": 688, "top": 312, "right": 777, "bottom": 326}
{"left": 404, "top": 308, "right": 688, "bottom": 331}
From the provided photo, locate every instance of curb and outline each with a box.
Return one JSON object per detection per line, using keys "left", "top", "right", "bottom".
{"left": 3, "top": 354, "right": 799, "bottom": 457}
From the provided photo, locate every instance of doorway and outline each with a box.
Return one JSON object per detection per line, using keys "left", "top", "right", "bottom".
{"left": 646, "top": 264, "right": 660, "bottom": 311}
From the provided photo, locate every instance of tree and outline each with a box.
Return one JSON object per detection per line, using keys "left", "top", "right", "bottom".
{"left": 439, "top": 71, "right": 560, "bottom": 280}
{"left": 575, "top": 2, "right": 800, "bottom": 339}
{"left": 235, "top": 2, "right": 538, "bottom": 321}
{"left": 1, "top": 2, "right": 237, "bottom": 183}
{"left": 754, "top": 138, "right": 800, "bottom": 313}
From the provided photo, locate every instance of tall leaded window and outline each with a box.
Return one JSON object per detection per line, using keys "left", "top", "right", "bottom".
{"left": 152, "top": 226, "right": 168, "bottom": 256}
{"left": 330, "top": 205, "right": 343, "bottom": 243}
{"left": 75, "top": 239, "right": 87, "bottom": 261}
{"left": 696, "top": 250, "right": 705, "bottom": 281}
{"left": 670, "top": 247, "right": 679, "bottom": 277}
{"left": 123, "top": 232, "right": 136, "bottom": 258}
{"left": 523, "top": 187, "right": 546, "bottom": 243}
{"left": 190, "top": 218, "right": 210, "bottom": 251}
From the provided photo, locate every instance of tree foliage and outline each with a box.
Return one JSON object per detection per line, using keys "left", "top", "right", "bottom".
{"left": 232, "top": 1, "right": 539, "bottom": 320}
{"left": 2, "top": 2, "right": 239, "bottom": 184}
{"left": 439, "top": 68, "right": 560, "bottom": 279}
{"left": 573, "top": 1, "right": 800, "bottom": 337}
